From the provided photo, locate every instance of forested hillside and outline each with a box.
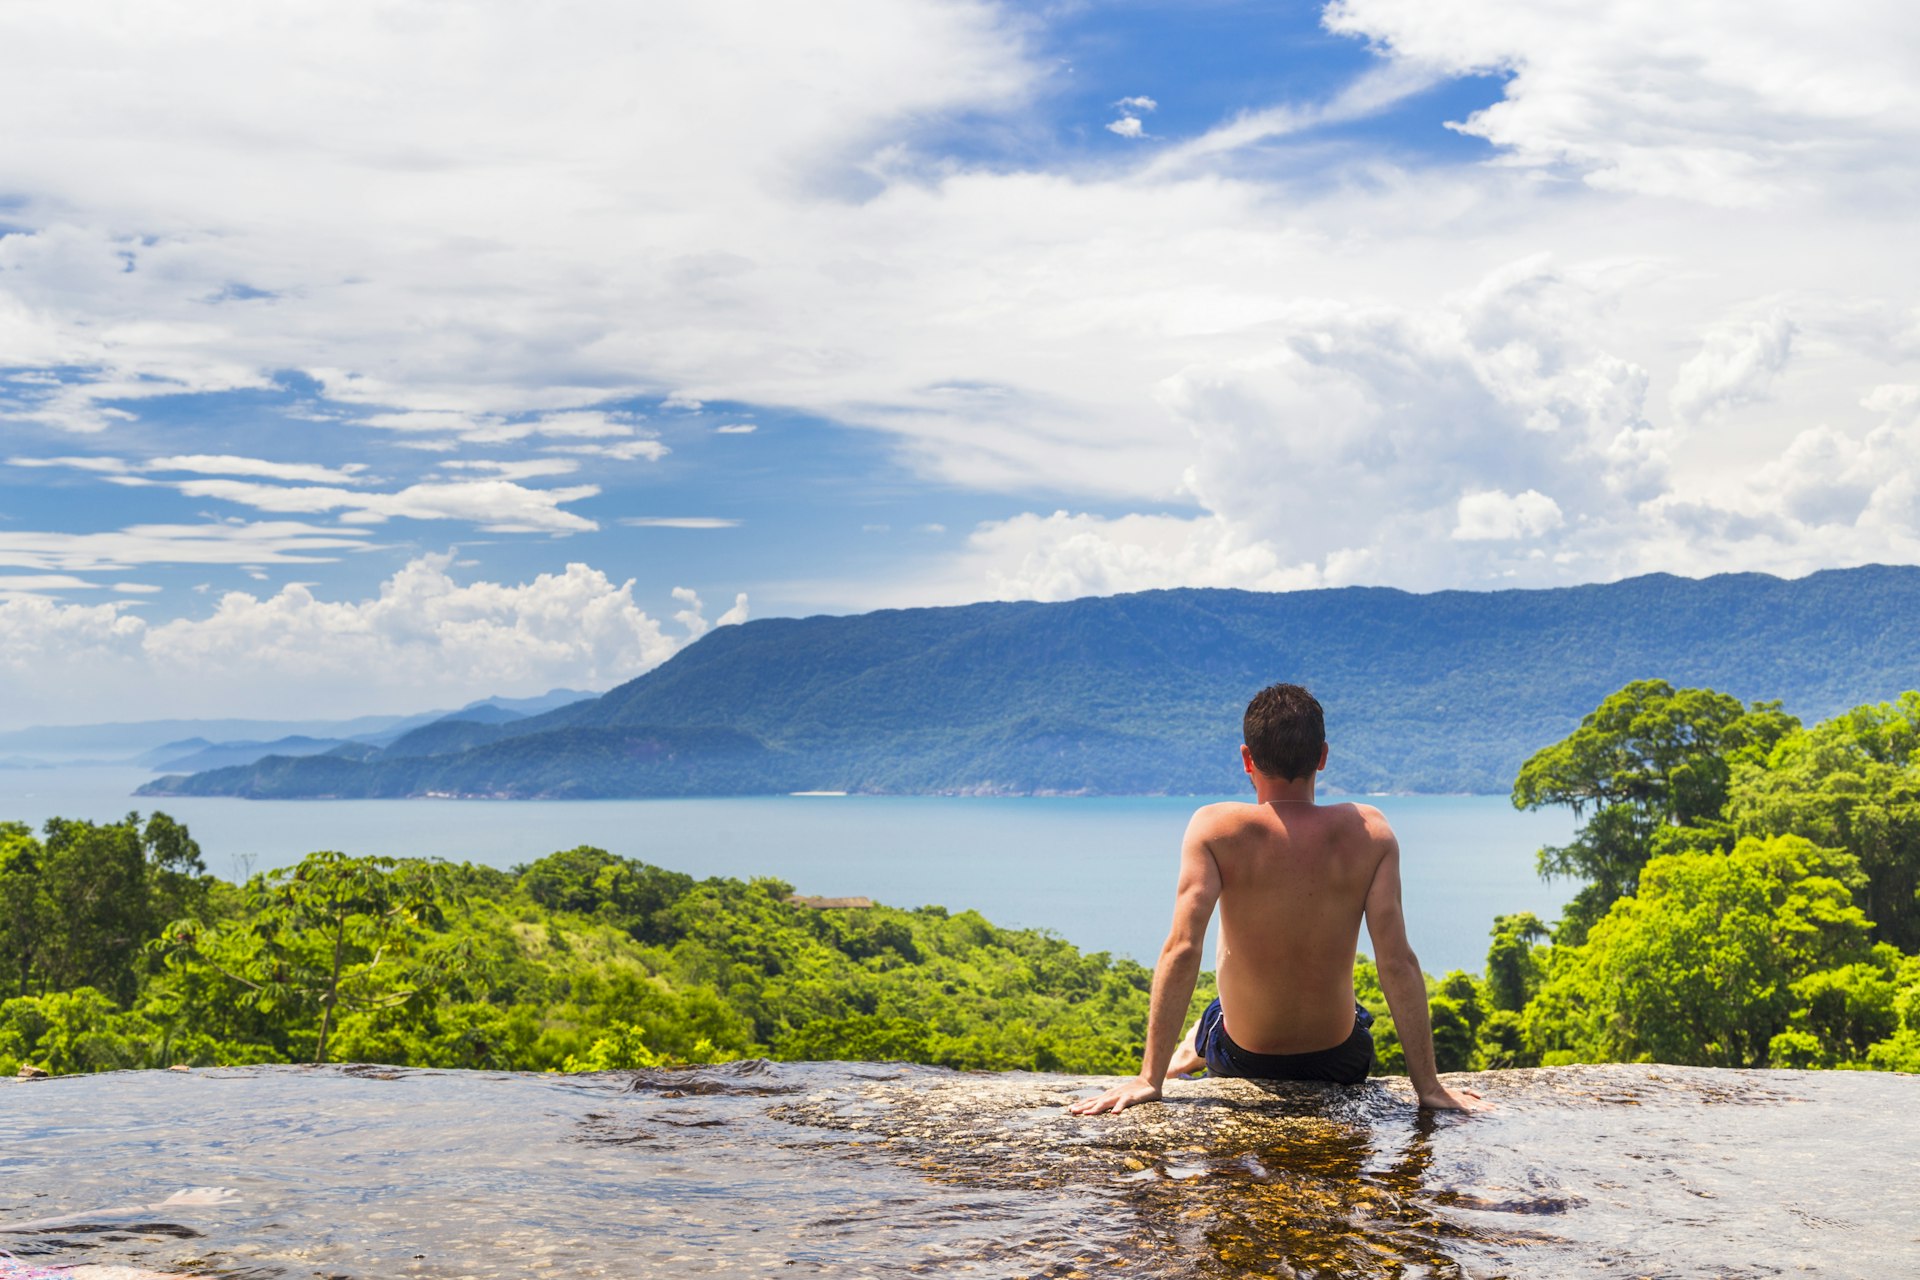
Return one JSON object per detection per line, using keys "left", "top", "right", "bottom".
{"left": 144, "top": 564, "right": 1920, "bottom": 798}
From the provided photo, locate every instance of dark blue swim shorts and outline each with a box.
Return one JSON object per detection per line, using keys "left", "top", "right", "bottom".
{"left": 1195, "top": 997, "right": 1375, "bottom": 1085}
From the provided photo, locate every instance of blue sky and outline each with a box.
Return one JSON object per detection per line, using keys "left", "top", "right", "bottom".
{"left": 0, "top": 0, "right": 1914, "bottom": 724}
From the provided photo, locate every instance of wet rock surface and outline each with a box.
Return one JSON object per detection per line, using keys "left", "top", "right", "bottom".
{"left": 2, "top": 1061, "right": 1914, "bottom": 1278}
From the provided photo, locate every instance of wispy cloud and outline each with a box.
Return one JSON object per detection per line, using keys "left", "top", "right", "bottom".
{"left": 618, "top": 517, "right": 741, "bottom": 529}
{"left": 8, "top": 453, "right": 368, "bottom": 484}
{"left": 544, "top": 439, "right": 671, "bottom": 461}
{"left": 146, "top": 477, "right": 601, "bottom": 533}
{"left": 0, "top": 522, "right": 372, "bottom": 572}
{"left": 149, "top": 455, "right": 370, "bottom": 484}
{"left": 438, "top": 458, "right": 583, "bottom": 480}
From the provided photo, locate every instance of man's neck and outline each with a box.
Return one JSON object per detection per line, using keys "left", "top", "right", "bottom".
{"left": 1251, "top": 772, "right": 1317, "bottom": 805}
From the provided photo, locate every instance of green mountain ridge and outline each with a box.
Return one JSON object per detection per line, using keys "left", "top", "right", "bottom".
{"left": 140, "top": 565, "right": 1920, "bottom": 799}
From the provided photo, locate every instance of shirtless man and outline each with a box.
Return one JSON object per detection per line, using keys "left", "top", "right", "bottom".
{"left": 1070, "top": 683, "right": 1482, "bottom": 1115}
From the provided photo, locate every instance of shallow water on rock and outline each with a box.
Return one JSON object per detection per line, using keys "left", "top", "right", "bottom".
{"left": 2, "top": 1061, "right": 1913, "bottom": 1278}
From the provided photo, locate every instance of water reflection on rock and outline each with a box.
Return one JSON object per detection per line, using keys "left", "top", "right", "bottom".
{"left": 2, "top": 1061, "right": 1913, "bottom": 1278}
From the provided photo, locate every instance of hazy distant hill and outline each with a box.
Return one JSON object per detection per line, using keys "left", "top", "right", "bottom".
{"left": 140, "top": 566, "right": 1920, "bottom": 800}
{"left": 0, "top": 688, "right": 597, "bottom": 769}
{"left": 152, "top": 734, "right": 351, "bottom": 773}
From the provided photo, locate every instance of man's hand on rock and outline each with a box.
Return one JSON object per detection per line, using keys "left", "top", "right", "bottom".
{"left": 1417, "top": 1083, "right": 1488, "bottom": 1112}
{"left": 1068, "top": 1077, "right": 1162, "bottom": 1115}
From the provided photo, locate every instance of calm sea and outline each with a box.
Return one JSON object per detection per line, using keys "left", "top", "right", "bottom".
{"left": 0, "top": 767, "right": 1575, "bottom": 975}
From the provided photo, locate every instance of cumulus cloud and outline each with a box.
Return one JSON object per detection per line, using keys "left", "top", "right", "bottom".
{"left": 1106, "top": 116, "right": 1147, "bottom": 139}
{"left": 875, "top": 511, "right": 1314, "bottom": 605}
{"left": 670, "top": 586, "right": 751, "bottom": 639}
{"left": 1670, "top": 311, "right": 1796, "bottom": 426}
{"left": 1452, "top": 489, "right": 1564, "bottom": 541}
{"left": 0, "top": 596, "right": 145, "bottom": 673}
{"left": 0, "top": 554, "right": 748, "bottom": 725}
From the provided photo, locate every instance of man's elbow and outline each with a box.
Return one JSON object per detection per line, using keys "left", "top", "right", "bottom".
{"left": 1158, "top": 937, "right": 1203, "bottom": 968}
{"left": 1376, "top": 947, "right": 1423, "bottom": 983}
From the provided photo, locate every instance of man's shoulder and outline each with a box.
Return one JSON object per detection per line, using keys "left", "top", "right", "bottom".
{"left": 1321, "top": 800, "right": 1397, "bottom": 842}
{"left": 1186, "top": 800, "right": 1265, "bottom": 836}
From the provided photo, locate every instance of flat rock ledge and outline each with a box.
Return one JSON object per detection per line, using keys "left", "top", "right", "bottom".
{"left": 5, "top": 1060, "right": 1915, "bottom": 1279}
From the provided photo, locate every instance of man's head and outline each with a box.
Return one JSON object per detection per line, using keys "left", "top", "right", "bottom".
{"left": 1242, "top": 682, "right": 1326, "bottom": 781}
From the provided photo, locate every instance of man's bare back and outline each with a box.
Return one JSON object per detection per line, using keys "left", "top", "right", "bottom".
{"left": 1070, "top": 683, "right": 1482, "bottom": 1116}
{"left": 1202, "top": 798, "right": 1388, "bottom": 1054}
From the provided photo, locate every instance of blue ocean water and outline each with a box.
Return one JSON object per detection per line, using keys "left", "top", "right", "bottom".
{"left": 0, "top": 767, "right": 1575, "bottom": 974}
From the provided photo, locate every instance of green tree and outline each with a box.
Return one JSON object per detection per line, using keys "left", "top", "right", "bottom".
{"left": 1772, "top": 960, "right": 1899, "bottom": 1066}
{"left": 1429, "top": 970, "right": 1487, "bottom": 1073}
{"left": 1484, "top": 912, "right": 1549, "bottom": 1012}
{"left": 519, "top": 845, "right": 692, "bottom": 945}
{"left": 0, "top": 812, "right": 206, "bottom": 1003}
{"left": 1513, "top": 680, "right": 1797, "bottom": 940}
{"left": 161, "top": 851, "right": 470, "bottom": 1063}
{"left": 1728, "top": 694, "right": 1920, "bottom": 950}
{"left": 0, "top": 987, "right": 161, "bottom": 1076}
{"left": 1524, "top": 836, "right": 1870, "bottom": 1067}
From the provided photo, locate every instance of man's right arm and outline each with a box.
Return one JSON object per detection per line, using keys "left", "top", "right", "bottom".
{"left": 1068, "top": 806, "right": 1222, "bottom": 1116}
{"left": 1363, "top": 826, "right": 1484, "bottom": 1112}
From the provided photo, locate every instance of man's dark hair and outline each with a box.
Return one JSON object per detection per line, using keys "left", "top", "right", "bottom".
{"left": 1243, "top": 683, "right": 1325, "bottom": 781}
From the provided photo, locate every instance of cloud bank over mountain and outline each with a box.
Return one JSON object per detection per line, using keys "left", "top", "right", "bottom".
{"left": 0, "top": 555, "right": 744, "bottom": 725}
{"left": 0, "top": 0, "right": 1914, "bottom": 714}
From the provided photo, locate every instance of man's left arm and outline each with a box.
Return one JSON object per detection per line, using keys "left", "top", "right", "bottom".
{"left": 1069, "top": 810, "right": 1222, "bottom": 1115}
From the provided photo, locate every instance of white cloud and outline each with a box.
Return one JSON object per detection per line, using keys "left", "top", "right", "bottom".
{"left": 1669, "top": 311, "right": 1796, "bottom": 426}
{"left": 1116, "top": 95, "right": 1158, "bottom": 113}
{"left": 159, "top": 477, "right": 600, "bottom": 533}
{"left": 9, "top": 452, "right": 370, "bottom": 483}
{"left": 1144, "top": 59, "right": 1440, "bottom": 176}
{"left": 0, "top": 596, "right": 145, "bottom": 675}
{"left": 714, "top": 423, "right": 758, "bottom": 434}
{"left": 543, "top": 439, "right": 671, "bottom": 461}
{"left": 618, "top": 517, "right": 740, "bottom": 529}
{"left": 0, "top": 554, "right": 747, "bottom": 725}
{"left": 438, "top": 458, "right": 582, "bottom": 480}
{"left": 1106, "top": 116, "right": 1146, "bottom": 139}
{"left": 0, "top": 574, "right": 100, "bottom": 593}
{"left": 875, "top": 511, "right": 1315, "bottom": 605}
{"left": 6, "top": 455, "right": 133, "bottom": 473}
{"left": 1452, "top": 489, "right": 1564, "bottom": 541}
{"left": 0, "top": 521, "right": 371, "bottom": 572}
{"left": 147, "top": 454, "right": 369, "bottom": 484}
{"left": 1323, "top": 0, "right": 1920, "bottom": 205}
{"left": 669, "top": 586, "right": 749, "bottom": 639}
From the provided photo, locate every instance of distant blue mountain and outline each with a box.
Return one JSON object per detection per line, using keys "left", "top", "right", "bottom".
{"left": 139, "top": 566, "right": 1920, "bottom": 800}
{"left": 151, "top": 734, "right": 351, "bottom": 773}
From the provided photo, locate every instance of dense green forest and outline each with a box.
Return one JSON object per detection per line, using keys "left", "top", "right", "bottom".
{"left": 0, "top": 825, "right": 1195, "bottom": 1078}
{"left": 12, "top": 677, "right": 1920, "bottom": 1078}
{"left": 145, "top": 565, "right": 1920, "bottom": 799}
